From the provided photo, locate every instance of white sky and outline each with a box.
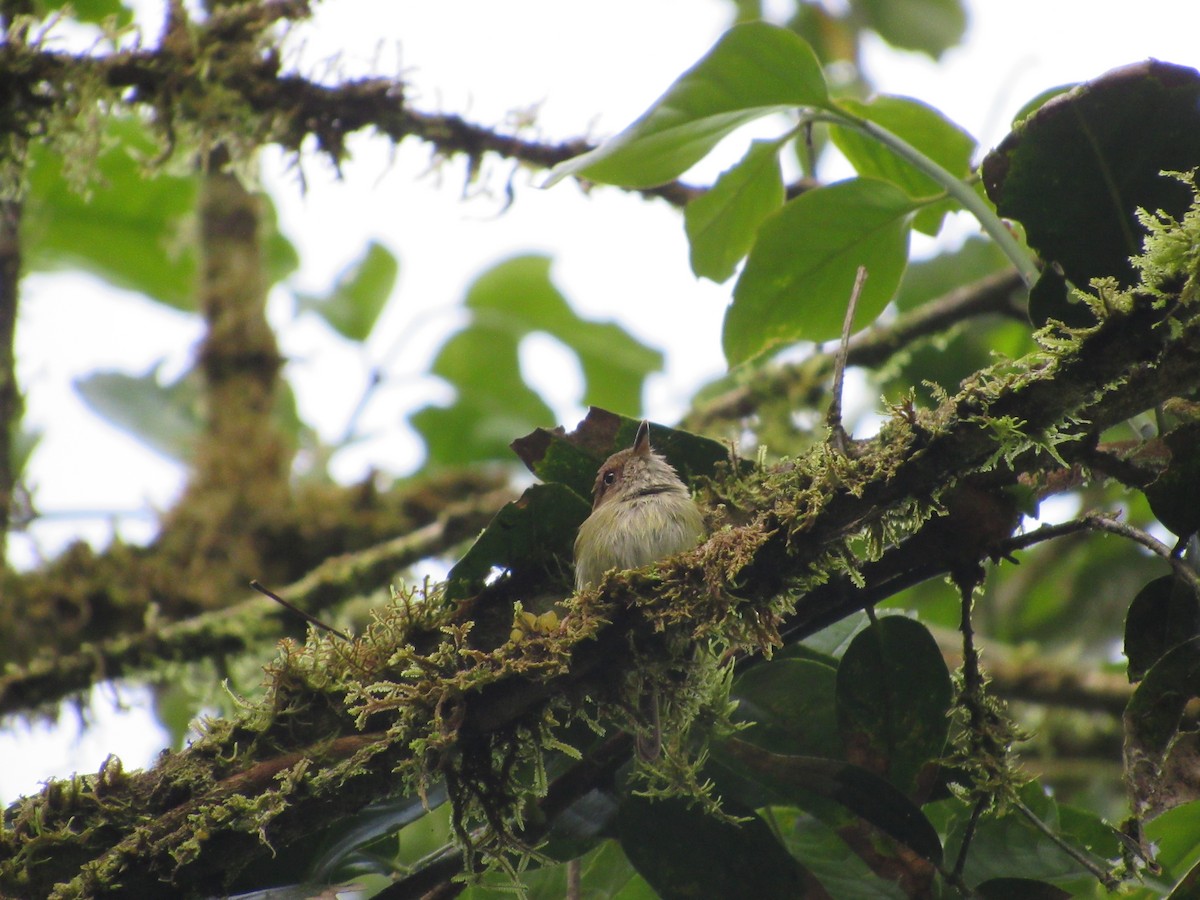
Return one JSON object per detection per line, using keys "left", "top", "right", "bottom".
{"left": 4, "top": 0, "right": 1198, "bottom": 801}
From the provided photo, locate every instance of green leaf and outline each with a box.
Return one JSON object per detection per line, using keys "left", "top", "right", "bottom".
{"left": 24, "top": 119, "right": 200, "bottom": 310}
{"left": 894, "top": 236, "right": 1013, "bottom": 313}
{"left": 443, "top": 483, "right": 590, "bottom": 600}
{"left": 617, "top": 796, "right": 808, "bottom": 900}
{"left": 830, "top": 95, "right": 975, "bottom": 235}
{"left": 545, "top": 22, "right": 828, "bottom": 188}
{"left": 723, "top": 178, "right": 916, "bottom": 365}
{"left": 1124, "top": 575, "right": 1200, "bottom": 682}
{"left": 511, "top": 407, "right": 738, "bottom": 501}
{"left": 297, "top": 241, "right": 398, "bottom": 342}
{"left": 74, "top": 363, "right": 203, "bottom": 463}
{"left": 943, "top": 783, "right": 1113, "bottom": 889}
{"left": 1146, "top": 800, "right": 1200, "bottom": 889}
{"left": 982, "top": 61, "right": 1200, "bottom": 287}
{"left": 715, "top": 739, "right": 944, "bottom": 864}
{"left": 1126, "top": 636, "right": 1200, "bottom": 818}
{"left": 23, "top": 117, "right": 298, "bottom": 309}
{"left": 732, "top": 659, "right": 843, "bottom": 759}
{"left": 412, "top": 256, "right": 662, "bottom": 467}
{"left": 853, "top": 0, "right": 966, "bottom": 59}
{"left": 836, "top": 616, "right": 952, "bottom": 798}
{"left": 685, "top": 139, "right": 786, "bottom": 282}
{"left": 34, "top": 0, "right": 133, "bottom": 27}
{"left": 975, "top": 879, "right": 1070, "bottom": 900}
{"left": 1144, "top": 421, "right": 1200, "bottom": 538}
{"left": 772, "top": 809, "right": 907, "bottom": 899}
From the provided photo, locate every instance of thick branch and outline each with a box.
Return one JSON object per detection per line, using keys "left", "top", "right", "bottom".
{"left": 0, "top": 486, "right": 513, "bottom": 717}
{"left": 0, "top": 199, "right": 19, "bottom": 561}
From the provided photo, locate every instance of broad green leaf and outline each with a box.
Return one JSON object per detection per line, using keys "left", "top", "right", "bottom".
{"left": 617, "top": 796, "right": 808, "bottom": 899}
{"left": 982, "top": 61, "right": 1200, "bottom": 287}
{"left": 976, "top": 879, "right": 1069, "bottom": 900}
{"left": 943, "top": 783, "right": 1113, "bottom": 890}
{"left": 732, "top": 659, "right": 843, "bottom": 759}
{"left": 74, "top": 363, "right": 203, "bottom": 463}
{"left": 546, "top": 22, "right": 828, "bottom": 189}
{"left": 836, "top": 616, "right": 951, "bottom": 798}
{"left": 24, "top": 117, "right": 298, "bottom": 310}
{"left": 1146, "top": 800, "right": 1200, "bottom": 890}
{"left": 1126, "top": 636, "right": 1200, "bottom": 818}
{"left": 297, "top": 241, "right": 398, "bottom": 342}
{"left": 715, "top": 739, "right": 944, "bottom": 864}
{"left": 511, "top": 407, "right": 738, "bottom": 501}
{"left": 853, "top": 0, "right": 966, "bottom": 59}
{"left": 1124, "top": 575, "right": 1200, "bottom": 682}
{"left": 685, "top": 140, "right": 785, "bottom": 282}
{"left": 34, "top": 0, "right": 133, "bottom": 26}
{"left": 772, "top": 809, "right": 907, "bottom": 899}
{"left": 443, "top": 483, "right": 589, "bottom": 601}
{"left": 724, "top": 178, "right": 916, "bottom": 365}
{"left": 24, "top": 119, "right": 200, "bottom": 310}
{"left": 830, "top": 95, "right": 975, "bottom": 235}
{"left": 1144, "top": 421, "right": 1200, "bottom": 538}
{"left": 413, "top": 256, "right": 662, "bottom": 467}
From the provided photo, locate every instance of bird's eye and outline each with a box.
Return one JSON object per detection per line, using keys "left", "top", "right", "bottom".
{"left": 602, "top": 470, "right": 616, "bottom": 486}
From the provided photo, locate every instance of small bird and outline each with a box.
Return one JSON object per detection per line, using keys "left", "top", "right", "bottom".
{"left": 573, "top": 420, "right": 707, "bottom": 592}
{"left": 572, "top": 421, "right": 706, "bottom": 760}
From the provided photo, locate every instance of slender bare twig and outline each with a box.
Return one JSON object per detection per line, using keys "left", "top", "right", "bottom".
{"left": 827, "top": 265, "right": 867, "bottom": 453}
{"left": 250, "top": 580, "right": 350, "bottom": 641}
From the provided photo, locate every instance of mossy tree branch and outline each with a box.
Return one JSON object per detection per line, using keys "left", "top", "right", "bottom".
{"left": 4, "top": 263, "right": 1198, "bottom": 895}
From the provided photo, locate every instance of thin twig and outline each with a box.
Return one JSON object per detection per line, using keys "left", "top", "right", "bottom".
{"left": 1081, "top": 513, "right": 1200, "bottom": 595}
{"left": 1013, "top": 799, "right": 1120, "bottom": 889}
{"left": 827, "top": 265, "right": 867, "bottom": 453}
{"left": 250, "top": 580, "right": 350, "bottom": 641}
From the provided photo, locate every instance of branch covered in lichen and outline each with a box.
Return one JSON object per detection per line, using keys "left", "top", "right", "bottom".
{"left": 4, "top": 194, "right": 1200, "bottom": 896}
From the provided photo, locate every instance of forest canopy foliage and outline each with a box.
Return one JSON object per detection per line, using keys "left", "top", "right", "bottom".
{"left": 2, "top": 2, "right": 1200, "bottom": 898}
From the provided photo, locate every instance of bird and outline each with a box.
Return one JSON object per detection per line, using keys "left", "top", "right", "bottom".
{"left": 573, "top": 420, "right": 706, "bottom": 760}
{"left": 573, "top": 420, "right": 706, "bottom": 593}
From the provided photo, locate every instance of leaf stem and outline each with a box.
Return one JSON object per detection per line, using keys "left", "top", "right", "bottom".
{"left": 806, "top": 109, "right": 1041, "bottom": 289}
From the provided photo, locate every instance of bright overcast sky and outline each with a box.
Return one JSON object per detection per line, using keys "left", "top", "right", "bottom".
{"left": 3, "top": 0, "right": 1197, "bottom": 800}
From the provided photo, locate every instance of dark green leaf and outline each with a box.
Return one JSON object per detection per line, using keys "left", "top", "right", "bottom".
{"left": 1027, "top": 264, "right": 1094, "bottom": 329}
{"left": 443, "top": 483, "right": 590, "bottom": 600}
{"left": 975, "top": 878, "right": 1070, "bottom": 900}
{"left": 724, "top": 178, "right": 916, "bottom": 364}
{"left": 1145, "top": 422, "right": 1200, "bottom": 538}
{"left": 982, "top": 61, "right": 1200, "bottom": 286}
{"left": 1168, "top": 859, "right": 1200, "bottom": 900}
{"left": 546, "top": 22, "right": 828, "bottom": 188}
{"left": 772, "top": 809, "right": 907, "bottom": 899}
{"left": 1124, "top": 575, "right": 1200, "bottom": 682}
{"left": 685, "top": 140, "right": 786, "bottom": 282}
{"left": 715, "top": 739, "right": 943, "bottom": 864}
{"left": 617, "top": 796, "right": 808, "bottom": 900}
{"left": 732, "top": 659, "right": 843, "bottom": 759}
{"left": 297, "top": 241, "right": 398, "bottom": 342}
{"left": 830, "top": 95, "right": 975, "bottom": 235}
{"left": 511, "top": 407, "right": 738, "bottom": 500}
{"left": 74, "top": 364, "right": 203, "bottom": 463}
{"left": 836, "top": 616, "right": 952, "bottom": 798}
{"left": 1125, "top": 636, "right": 1200, "bottom": 818}
{"left": 852, "top": 0, "right": 966, "bottom": 59}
